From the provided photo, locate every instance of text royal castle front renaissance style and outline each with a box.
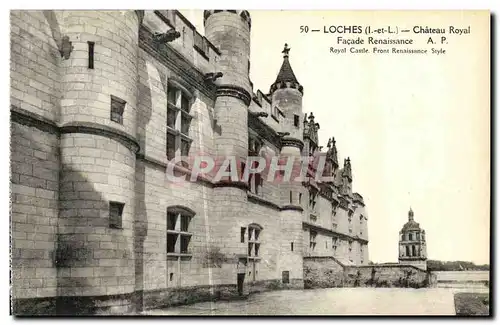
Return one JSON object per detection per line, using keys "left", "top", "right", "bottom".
{"left": 10, "top": 10, "right": 369, "bottom": 314}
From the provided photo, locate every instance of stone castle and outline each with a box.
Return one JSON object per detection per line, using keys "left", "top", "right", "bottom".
{"left": 10, "top": 10, "right": 369, "bottom": 314}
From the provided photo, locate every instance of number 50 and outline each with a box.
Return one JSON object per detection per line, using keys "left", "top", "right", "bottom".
{"left": 300, "top": 26, "right": 309, "bottom": 33}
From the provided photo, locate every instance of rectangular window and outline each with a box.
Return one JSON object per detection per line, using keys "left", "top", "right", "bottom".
{"left": 167, "top": 109, "right": 177, "bottom": 128}
{"left": 167, "top": 87, "right": 177, "bottom": 105}
{"left": 180, "top": 235, "right": 190, "bottom": 253}
{"left": 332, "top": 238, "right": 338, "bottom": 252}
{"left": 294, "top": 114, "right": 299, "bottom": 127}
{"left": 167, "top": 133, "right": 176, "bottom": 160}
{"left": 409, "top": 233, "right": 413, "bottom": 241}
{"left": 254, "top": 229, "right": 260, "bottom": 241}
{"left": 289, "top": 191, "right": 293, "bottom": 204}
{"left": 254, "top": 243, "right": 260, "bottom": 256}
{"left": 181, "top": 96, "right": 190, "bottom": 112}
{"left": 166, "top": 209, "right": 194, "bottom": 255}
{"left": 282, "top": 271, "right": 290, "bottom": 284}
{"left": 241, "top": 227, "right": 246, "bottom": 243}
{"left": 309, "top": 192, "right": 317, "bottom": 210}
{"left": 309, "top": 230, "right": 317, "bottom": 251}
{"left": 299, "top": 193, "right": 302, "bottom": 204}
{"left": 167, "top": 212, "right": 177, "bottom": 230}
{"left": 167, "top": 234, "right": 178, "bottom": 253}
{"left": 181, "top": 115, "right": 191, "bottom": 135}
{"left": 248, "top": 242, "right": 253, "bottom": 256}
{"left": 88, "top": 41, "right": 95, "bottom": 69}
{"left": 109, "top": 201, "right": 124, "bottom": 229}
{"left": 180, "top": 215, "right": 190, "bottom": 232}
{"left": 181, "top": 139, "right": 191, "bottom": 157}
{"left": 291, "top": 242, "right": 294, "bottom": 251}
{"left": 110, "top": 95, "right": 125, "bottom": 124}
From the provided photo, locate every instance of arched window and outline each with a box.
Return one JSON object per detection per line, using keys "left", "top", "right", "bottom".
{"left": 166, "top": 205, "right": 195, "bottom": 255}
{"left": 405, "top": 246, "right": 410, "bottom": 256}
{"left": 412, "top": 245, "right": 416, "bottom": 257}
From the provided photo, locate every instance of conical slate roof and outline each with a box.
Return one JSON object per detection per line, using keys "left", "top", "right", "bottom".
{"left": 274, "top": 56, "right": 299, "bottom": 84}
{"left": 269, "top": 43, "right": 303, "bottom": 94}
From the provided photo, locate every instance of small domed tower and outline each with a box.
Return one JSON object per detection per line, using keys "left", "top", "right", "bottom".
{"left": 399, "top": 208, "right": 427, "bottom": 270}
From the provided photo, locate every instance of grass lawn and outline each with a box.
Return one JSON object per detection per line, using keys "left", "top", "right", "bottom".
{"left": 454, "top": 292, "right": 490, "bottom": 316}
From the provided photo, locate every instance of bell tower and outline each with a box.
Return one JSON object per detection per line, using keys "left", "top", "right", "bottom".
{"left": 398, "top": 208, "right": 428, "bottom": 270}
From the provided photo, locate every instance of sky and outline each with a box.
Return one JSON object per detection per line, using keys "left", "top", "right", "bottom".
{"left": 180, "top": 10, "right": 490, "bottom": 264}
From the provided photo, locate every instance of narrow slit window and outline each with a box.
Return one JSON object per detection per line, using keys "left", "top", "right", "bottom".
{"left": 240, "top": 227, "right": 246, "bottom": 243}
{"left": 291, "top": 242, "right": 294, "bottom": 251}
{"left": 88, "top": 41, "right": 95, "bottom": 69}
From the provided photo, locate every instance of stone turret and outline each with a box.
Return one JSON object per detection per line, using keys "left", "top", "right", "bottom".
{"left": 270, "top": 43, "right": 304, "bottom": 148}
{"left": 204, "top": 9, "right": 252, "bottom": 282}
{"left": 57, "top": 10, "right": 141, "bottom": 311}
{"left": 267, "top": 44, "right": 305, "bottom": 285}
{"left": 303, "top": 112, "right": 320, "bottom": 157}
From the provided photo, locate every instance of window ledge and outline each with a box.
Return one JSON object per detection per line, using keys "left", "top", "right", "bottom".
{"left": 166, "top": 230, "right": 193, "bottom": 236}
{"left": 180, "top": 133, "right": 193, "bottom": 142}
{"left": 167, "top": 253, "right": 193, "bottom": 257}
{"left": 167, "top": 102, "right": 181, "bottom": 111}
{"left": 167, "top": 126, "right": 179, "bottom": 135}
{"left": 180, "top": 108, "right": 195, "bottom": 119}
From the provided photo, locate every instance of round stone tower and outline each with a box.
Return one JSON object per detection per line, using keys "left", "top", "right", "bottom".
{"left": 203, "top": 10, "right": 253, "bottom": 284}
{"left": 56, "top": 10, "right": 141, "bottom": 313}
{"left": 270, "top": 43, "right": 304, "bottom": 149}
{"left": 398, "top": 208, "right": 427, "bottom": 270}
{"left": 270, "top": 45, "right": 305, "bottom": 286}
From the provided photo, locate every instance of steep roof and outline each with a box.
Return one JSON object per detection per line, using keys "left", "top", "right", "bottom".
{"left": 269, "top": 43, "right": 303, "bottom": 94}
{"left": 274, "top": 56, "right": 299, "bottom": 84}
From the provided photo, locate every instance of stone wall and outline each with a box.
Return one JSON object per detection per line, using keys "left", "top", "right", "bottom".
{"left": 344, "top": 265, "right": 437, "bottom": 288}
{"left": 303, "top": 257, "right": 345, "bottom": 289}
{"left": 11, "top": 121, "right": 59, "bottom": 300}
{"left": 304, "top": 257, "right": 437, "bottom": 289}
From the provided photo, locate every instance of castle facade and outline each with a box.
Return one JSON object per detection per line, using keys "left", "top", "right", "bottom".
{"left": 10, "top": 10, "right": 369, "bottom": 314}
